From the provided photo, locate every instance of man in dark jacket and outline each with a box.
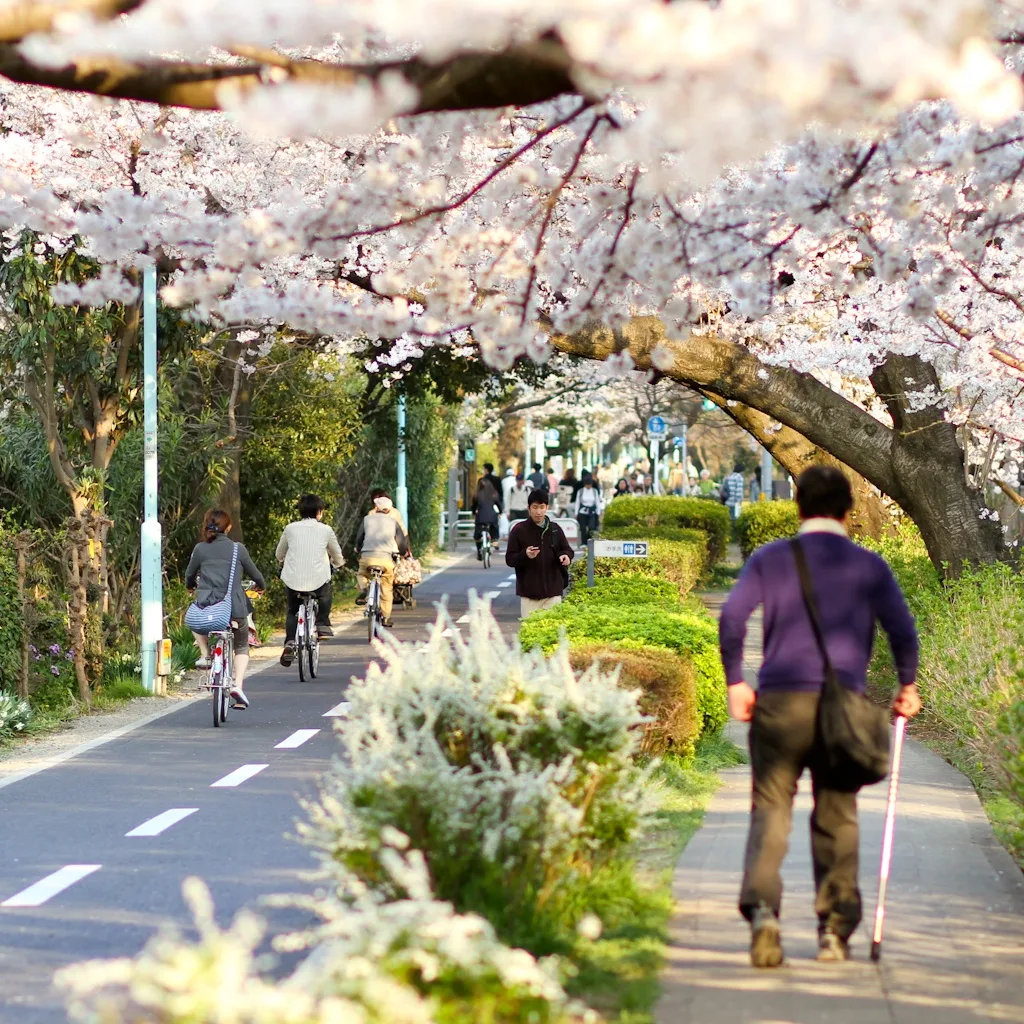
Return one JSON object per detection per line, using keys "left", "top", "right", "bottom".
{"left": 505, "top": 489, "right": 573, "bottom": 618}
{"left": 719, "top": 465, "right": 922, "bottom": 969}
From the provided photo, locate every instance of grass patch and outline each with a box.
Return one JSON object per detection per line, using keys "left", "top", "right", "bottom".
{"left": 703, "top": 562, "right": 741, "bottom": 591}
{"left": 569, "top": 732, "right": 746, "bottom": 1023}
{"left": 986, "top": 795, "right": 1024, "bottom": 867}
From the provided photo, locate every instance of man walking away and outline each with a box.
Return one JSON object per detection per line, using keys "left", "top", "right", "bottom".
{"left": 576, "top": 476, "right": 601, "bottom": 545}
{"left": 528, "top": 463, "right": 548, "bottom": 491}
{"left": 719, "top": 466, "right": 922, "bottom": 968}
{"left": 354, "top": 491, "right": 410, "bottom": 628}
{"left": 471, "top": 477, "right": 501, "bottom": 559}
{"left": 481, "top": 462, "right": 503, "bottom": 501}
{"left": 506, "top": 489, "right": 573, "bottom": 618}
{"left": 508, "top": 473, "right": 530, "bottom": 521}
{"left": 722, "top": 462, "right": 747, "bottom": 520}
{"left": 276, "top": 494, "right": 344, "bottom": 666}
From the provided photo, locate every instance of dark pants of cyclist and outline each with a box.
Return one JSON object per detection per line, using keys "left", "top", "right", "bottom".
{"left": 475, "top": 522, "right": 498, "bottom": 554}
{"left": 284, "top": 581, "right": 332, "bottom": 644}
{"left": 578, "top": 510, "right": 599, "bottom": 544}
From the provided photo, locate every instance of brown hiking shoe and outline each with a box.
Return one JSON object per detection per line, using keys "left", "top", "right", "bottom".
{"left": 750, "top": 903, "right": 784, "bottom": 968}
{"left": 817, "top": 930, "right": 850, "bottom": 962}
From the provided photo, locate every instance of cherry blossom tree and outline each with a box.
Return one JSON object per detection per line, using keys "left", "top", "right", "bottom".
{"left": 2, "top": 0, "right": 1024, "bottom": 571}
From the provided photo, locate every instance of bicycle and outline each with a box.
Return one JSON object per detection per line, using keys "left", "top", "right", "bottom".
{"left": 364, "top": 564, "right": 386, "bottom": 643}
{"left": 293, "top": 589, "right": 320, "bottom": 681}
{"left": 204, "top": 627, "right": 233, "bottom": 728}
{"left": 480, "top": 529, "right": 493, "bottom": 569}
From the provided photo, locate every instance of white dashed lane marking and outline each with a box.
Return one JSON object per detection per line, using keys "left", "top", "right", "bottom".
{"left": 484, "top": 591, "right": 500, "bottom": 599}
{"left": 498, "top": 581, "right": 513, "bottom": 588}
{"left": 324, "top": 701, "right": 350, "bottom": 717}
{"left": 2, "top": 865, "right": 101, "bottom": 908}
{"left": 210, "top": 764, "right": 268, "bottom": 788}
{"left": 125, "top": 808, "right": 198, "bottom": 837}
{"left": 456, "top": 614, "right": 470, "bottom": 624}
{"left": 275, "top": 729, "right": 320, "bottom": 749}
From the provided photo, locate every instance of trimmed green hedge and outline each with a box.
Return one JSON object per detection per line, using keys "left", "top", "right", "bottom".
{"left": 564, "top": 574, "right": 681, "bottom": 608}
{"left": 601, "top": 497, "right": 731, "bottom": 564}
{"left": 568, "top": 536, "right": 707, "bottom": 600}
{"left": 520, "top": 602, "right": 728, "bottom": 736}
{"left": 735, "top": 500, "right": 800, "bottom": 558}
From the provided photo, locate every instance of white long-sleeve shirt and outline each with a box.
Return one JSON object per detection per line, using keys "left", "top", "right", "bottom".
{"left": 276, "top": 519, "right": 344, "bottom": 592}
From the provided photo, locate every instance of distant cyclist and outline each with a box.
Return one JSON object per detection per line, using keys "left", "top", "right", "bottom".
{"left": 276, "top": 494, "right": 344, "bottom": 667}
{"left": 472, "top": 477, "right": 501, "bottom": 560}
{"left": 355, "top": 491, "right": 410, "bottom": 628}
{"left": 185, "top": 508, "right": 266, "bottom": 710}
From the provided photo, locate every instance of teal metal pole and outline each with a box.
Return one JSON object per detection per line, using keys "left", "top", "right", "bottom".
{"left": 396, "top": 393, "right": 409, "bottom": 530}
{"left": 140, "top": 267, "right": 162, "bottom": 693}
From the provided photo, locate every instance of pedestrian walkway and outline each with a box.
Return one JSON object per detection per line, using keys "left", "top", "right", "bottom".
{"left": 656, "top": 589, "right": 1024, "bottom": 1024}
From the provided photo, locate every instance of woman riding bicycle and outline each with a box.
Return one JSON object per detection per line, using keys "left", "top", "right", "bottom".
{"left": 185, "top": 509, "right": 266, "bottom": 709}
{"left": 471, "top": 477, "right": 500, "bottom": 561}
{"left": 354, "top": 492, "right": 410, "bottom": 628}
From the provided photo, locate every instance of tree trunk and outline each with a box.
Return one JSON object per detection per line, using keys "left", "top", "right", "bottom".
{"left": 701, "top": 394, "right": 890, "bottom": 538}
{"left": 550, "top": 319, "right": 1007, "bottom": 575}
{"left": 213, "top": 336, "right": 254, "bottom": 541}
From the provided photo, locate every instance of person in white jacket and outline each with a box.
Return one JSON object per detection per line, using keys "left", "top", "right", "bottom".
{"left": 576, "top": 477, "right": 603, "bottom": 545}
{"left": 501, "top": 467, "right": 516, "bottom": 513}
{"left": 276, "top": 494, "right": 344, "bottom": 666}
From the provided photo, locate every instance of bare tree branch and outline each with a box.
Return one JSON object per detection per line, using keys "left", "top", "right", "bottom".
{"left": 0, "top": 0, "right": 143, "bottom": 44}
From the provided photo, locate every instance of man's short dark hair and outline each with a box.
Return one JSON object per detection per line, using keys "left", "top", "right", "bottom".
{"left": 528, "top": 488, "right": 549, "bottom": 506}
{"left": 795, "top": 466, "right": 853, "bottom": 520}
{"left": 483, "top": 462, "right": 494, "bottom": 473}
{"left": 299, "top": 493, "right": 325, "bottom": 518}
{"left": 734, "top": 462, "right": 744, "bottom": 474}
{"left": 533, "top": 463, "right": 541, "bottom": 472}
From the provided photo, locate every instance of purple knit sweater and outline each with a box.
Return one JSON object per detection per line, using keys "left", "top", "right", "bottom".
{"left": 719, "top": 532, "right": 919, "bottom": 693}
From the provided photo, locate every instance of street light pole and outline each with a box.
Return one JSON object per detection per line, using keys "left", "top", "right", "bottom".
{"left": 680, "top": 423, "right": 689, "bottom": 496}
{"left": 140, "top": 266, "right": 162, "bottom": 693}
{"left": 396, "top": 393, "right": 409, "bottom": 529}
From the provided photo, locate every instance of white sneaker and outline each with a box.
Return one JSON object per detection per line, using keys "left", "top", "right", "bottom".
{"left": 229, "top": 688, "right": 249, "bottom": 709}
{"left": 195, "top": 657, "right": 211, "bottom": 670}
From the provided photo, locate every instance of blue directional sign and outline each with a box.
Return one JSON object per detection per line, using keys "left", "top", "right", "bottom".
{"left": 647, "top": 415, "right": 667, "bottom": 438}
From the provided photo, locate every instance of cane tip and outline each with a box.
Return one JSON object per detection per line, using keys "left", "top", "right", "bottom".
{"left": 870, "top": 941, "right": 881, "bottom": 962}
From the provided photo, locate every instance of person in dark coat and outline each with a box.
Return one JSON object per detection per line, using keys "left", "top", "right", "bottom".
{"left": 185, "top": 508, "right": 266, "bottom": 708}
{"left": 505, "top": 489, "right": 573, "bottom": 618}
{"left": 471, "top": 478, "right": 501, "bottom": 559}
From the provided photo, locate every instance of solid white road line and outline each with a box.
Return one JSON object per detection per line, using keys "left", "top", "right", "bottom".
{"left": 210, "top": 764, "right": 268, "bottom": 788}
{"left": 275, "top": 729, "right": 320, "bottom": 749}
{"left": 323, "top": 701, "right": 350, "bottom": 717}
{"left": 2, "top": 865, "right": 101, "bottom": 907}
{"left": 125, "top": 808, "right": 198, "bottom": 837}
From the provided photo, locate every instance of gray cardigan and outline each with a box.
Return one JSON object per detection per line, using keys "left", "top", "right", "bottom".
{"left": 184, "top": 534, "right": 265, "bottom": 621}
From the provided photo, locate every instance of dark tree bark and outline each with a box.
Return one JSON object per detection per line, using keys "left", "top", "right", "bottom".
{"left": 700, "top": 393, "right": 890, "bottom": 539}
{"left": 551, "top": 318, "right": 1007, "bottom": 575}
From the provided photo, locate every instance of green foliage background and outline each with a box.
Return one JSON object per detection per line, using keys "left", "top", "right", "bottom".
{"left": 734, "top": 500, "right": 801, "bottom": 558}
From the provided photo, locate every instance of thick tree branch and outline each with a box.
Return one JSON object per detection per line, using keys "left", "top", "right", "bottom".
{"left": 550, "top": 318, "right": 902, "bottom": 499}
{"left": 0, "top": 44, "right": 579, "bottom": 112}
{"left": 0, "top": 0, "right": 142, "bottom": 44}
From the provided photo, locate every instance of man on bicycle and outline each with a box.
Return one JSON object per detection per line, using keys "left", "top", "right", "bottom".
{"left": 355, "top": 491, "right": 410, "bottom": 628}
{"left": 276, "top": 494, "right": 344, "bottom": 667}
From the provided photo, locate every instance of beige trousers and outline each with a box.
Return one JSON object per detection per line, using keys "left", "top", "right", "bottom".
{"left": 359, "top": 556, "right": 395, "bottom": 617}
{"left": 520, "top": 595, "right": 562, "bottom": 619}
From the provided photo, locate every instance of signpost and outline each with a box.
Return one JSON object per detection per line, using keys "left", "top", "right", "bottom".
{"left": 464, "top": 447, "right": 476, "bottom": 463}
{"left": 647, "top": 415, "right": 667, "bottom": 495}
{"left": 544, "top": 427, "right": 561, "bottom": 449}
{"left": 586, "top": 538, "right": 649, "bottom": 587}
{"left": 140, "top": 266, "right": 162, "bottom": 694}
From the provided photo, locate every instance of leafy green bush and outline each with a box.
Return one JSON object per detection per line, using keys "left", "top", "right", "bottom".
{"left": 568, "top": 537, "right": 707, "bottom": 600}
{"left": 568, "top": 645, "right": 700, "bottom": 760}
{"left": 564, "top": 574, "right": 681, "bottom": 609}
{"left": 0, "top": 691, "right": 31, "bottom": 738}
{"left": 519, "top": 602, "right": 728, "bottom": 737}
{"left": 600, "top": 497, "right": 731, "bottom": 564}
{"left": 734, "top": 500, "right": 800, "bottom": 558}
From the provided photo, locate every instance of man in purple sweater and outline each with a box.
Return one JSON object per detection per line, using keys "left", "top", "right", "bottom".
{"left": 719, "top": 466, "right": 922, "bottom": 968}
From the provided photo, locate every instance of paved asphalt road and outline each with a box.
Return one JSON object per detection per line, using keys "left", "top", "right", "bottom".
{"left": 0, "top": 551, "right": 525, "bottom": 1023}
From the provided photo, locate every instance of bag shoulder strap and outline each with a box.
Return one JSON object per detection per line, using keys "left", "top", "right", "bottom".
{"left": 789, "top": 538, "right": 836, "bottom": 680}
{"left": 225, "top": 542, "right": 240, "bottom": 597}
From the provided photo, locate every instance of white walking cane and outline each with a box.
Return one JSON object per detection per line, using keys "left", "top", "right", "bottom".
{"left": 870, "top": 715, "right": 907, "bottom": 962}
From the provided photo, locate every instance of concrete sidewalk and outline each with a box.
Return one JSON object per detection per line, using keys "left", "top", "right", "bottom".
{"left": 658, "top": 593, "right": 1024, "bottom": 1024}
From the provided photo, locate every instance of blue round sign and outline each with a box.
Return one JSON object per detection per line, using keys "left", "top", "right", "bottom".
{"left": 647, "top": 415, "right": 667, "bottom": 438}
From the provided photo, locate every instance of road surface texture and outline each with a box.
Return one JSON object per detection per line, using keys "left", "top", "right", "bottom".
{"left": 657, "top": 592, "right": 1024, "bottom": 1024}
{"left": 0, "top": 549, "right": 521, "bottom": 1023}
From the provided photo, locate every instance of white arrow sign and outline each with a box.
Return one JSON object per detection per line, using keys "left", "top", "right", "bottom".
{"left": 592, "top": 540, "right": 649, "bottom": 558}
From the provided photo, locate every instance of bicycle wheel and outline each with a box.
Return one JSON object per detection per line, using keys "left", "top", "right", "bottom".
{"left": 483, "top": 544, "right": 491, "bottom": 568}
{"left": 298, "top": 639, "right": 307, "bottom": 681}
{"left": 211, "top": 669, "right": 222, "bottom": 728}
{"left": 220, "top": 684, "right": 229, "bottom": 723}
{"left": 309, "top": 637, "right": 319, "bottom": 678}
